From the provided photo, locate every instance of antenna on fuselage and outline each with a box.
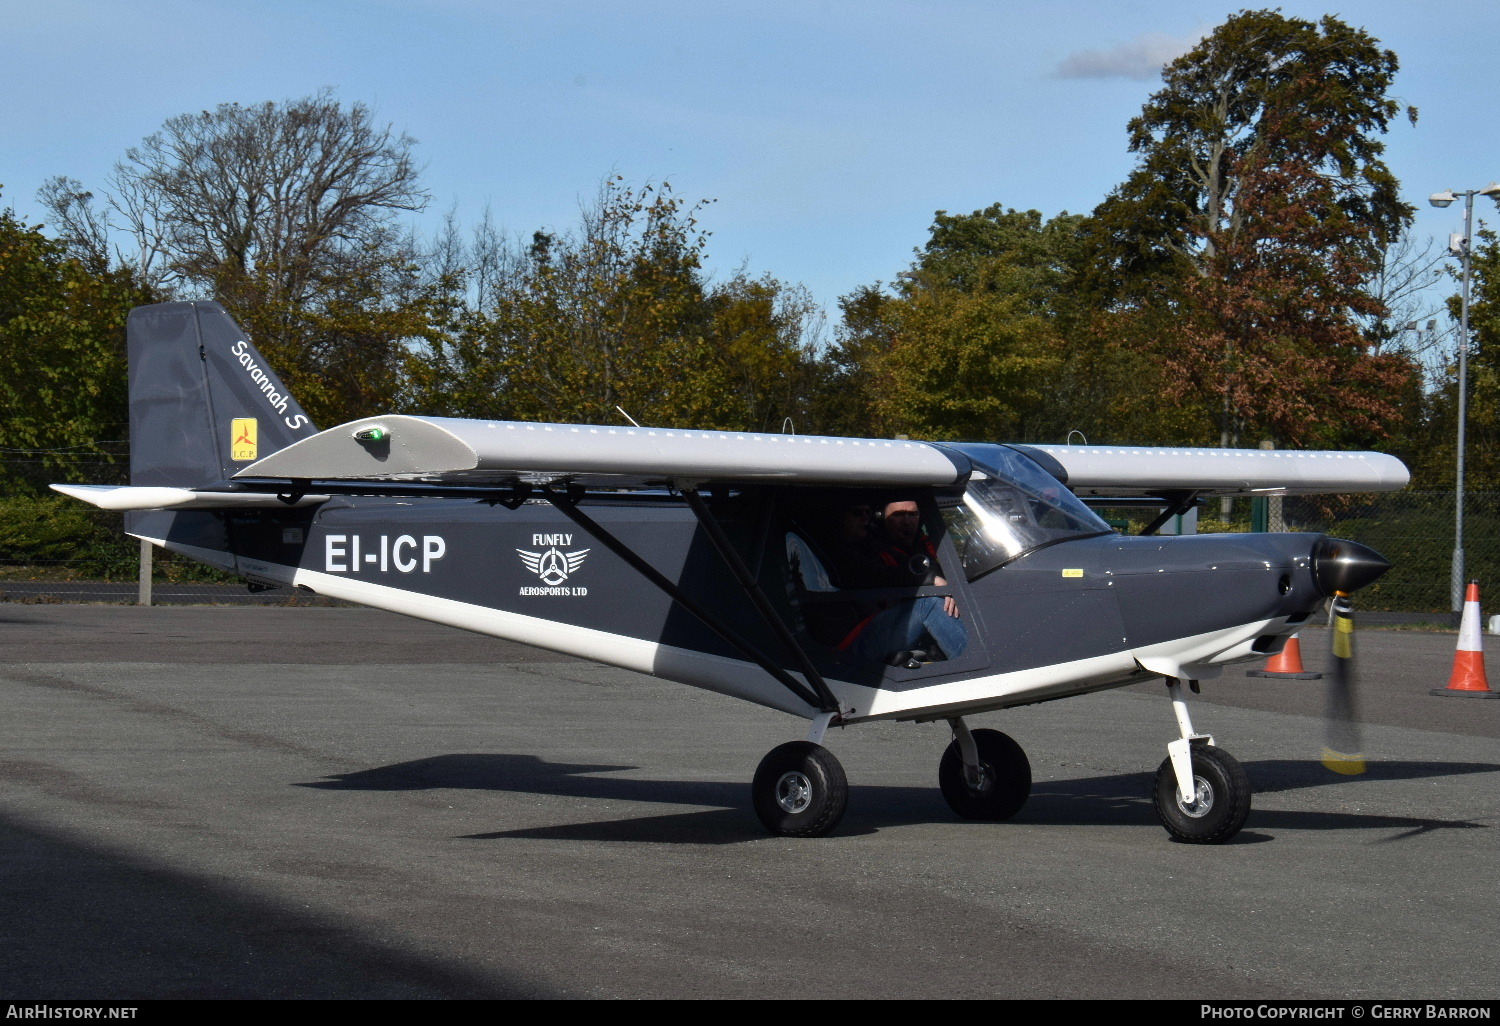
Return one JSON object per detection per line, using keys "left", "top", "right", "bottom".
{"left": 615, "top": 406, "right": 642, "bottom": 427}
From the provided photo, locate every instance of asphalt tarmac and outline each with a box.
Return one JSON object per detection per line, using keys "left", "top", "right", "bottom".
{"left": 1, "top": 605, "right": 1496, "bottom": 1000}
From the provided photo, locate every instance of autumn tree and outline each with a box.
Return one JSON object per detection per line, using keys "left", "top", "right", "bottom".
{"left": 704, "top": 269, "right": 827, "bottom": 433}
{"left": 39, "top": 91, "right": 435, "bottom": 426}
{"left": 1089, "top": 10, "right": 1420, "bottom": 449}
{"left": 827, "top": 204, "right": 1168, "bottom": 443}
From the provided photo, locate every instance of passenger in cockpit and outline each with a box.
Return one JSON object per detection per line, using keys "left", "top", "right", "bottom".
{"left": 822, "top": 498, "right": 967, "bottom": 667}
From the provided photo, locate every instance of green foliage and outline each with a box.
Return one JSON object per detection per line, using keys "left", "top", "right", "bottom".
{"left": 814, "top": 285, "right": 894, "bottom": 438}
{"left": 913, "top": 206, "right": 1089, "bottom": 318}
{"left": 409, "top": 179, "right": 823, "bottom": 432}
{"left": 0, "top": 494, "right": 240, "bottom": 585}
{"left": 0, "top": 194, "right": 151, "bottom": 490}
{"left": 704, "top": 270, "right": 827, "bottom": 433}
{"left": 830, "top": 204, "right": 1173, "bottom": 443}
{"left": 224, "top": 253, "right": 459, "bottom": 428}
{"left": 871, "top": 265, "right": 1067, "bottom": 441}
{"left": 1288, "top": 492, "right": 1500, "bottom": 613}
{"left": 0, "top": 493, "right": 136, "bottom": 576}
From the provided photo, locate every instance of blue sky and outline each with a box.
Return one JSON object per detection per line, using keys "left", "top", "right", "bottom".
{"left": 4, "top": 0, "right": 1498, "bottom": 318}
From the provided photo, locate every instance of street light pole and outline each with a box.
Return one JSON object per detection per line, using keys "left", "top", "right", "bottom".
{"left": 1429, "top": 183, "right": 1500, "bottom": 615}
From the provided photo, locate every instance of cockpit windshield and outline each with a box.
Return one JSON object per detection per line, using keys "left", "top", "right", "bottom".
{"left": 940, "top": 446, "right": 1114, "bottom": 578}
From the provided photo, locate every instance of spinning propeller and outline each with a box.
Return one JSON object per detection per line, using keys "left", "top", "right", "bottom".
{"left": 1310, "top": 538, "right": 1392, "bottom": 776}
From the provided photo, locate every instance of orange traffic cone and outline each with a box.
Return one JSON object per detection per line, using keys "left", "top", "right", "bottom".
{"left": 1247, "top": 632, "right": 1322, "bottom": 679}
{"left": 1431, "top": 581, "right": 1498, "bottom": 698}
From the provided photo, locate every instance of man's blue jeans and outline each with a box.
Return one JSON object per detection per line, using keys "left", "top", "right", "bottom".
{"left": 848, "top": 596, "right": 968, "bottom": 664}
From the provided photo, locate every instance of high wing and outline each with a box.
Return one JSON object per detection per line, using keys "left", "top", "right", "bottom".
{"left": 220, "top": 413, "right": 1408, "bottom": 499}
{"left": 234, "top": 415, "right": 971, "bottom": 490}
{"left": 1014, "top": 444, "right": 1409, "bottom": 498}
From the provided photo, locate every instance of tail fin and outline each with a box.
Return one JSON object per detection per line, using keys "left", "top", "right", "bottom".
{"left": 128, "top": 301, "right": 317, "bottom": 487}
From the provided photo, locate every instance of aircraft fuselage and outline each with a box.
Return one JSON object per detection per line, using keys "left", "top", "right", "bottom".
{"left": 129, "top": 489, "right": 1325, "bottom": 724}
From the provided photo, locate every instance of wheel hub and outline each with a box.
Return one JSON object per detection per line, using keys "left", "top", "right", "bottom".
{"left": 774, "top": 771, "right": 813, "bottom": 814}
{"left": 1176, "top": 775, "right": 1214, "bottom": 818}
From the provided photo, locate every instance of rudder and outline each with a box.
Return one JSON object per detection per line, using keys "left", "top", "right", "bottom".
{"left": 129, "top": 301, "right": 317, "bottom": 487}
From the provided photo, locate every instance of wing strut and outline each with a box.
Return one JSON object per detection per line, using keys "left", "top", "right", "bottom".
{"left": 681, "top": 488, "right": 841, "bottom": 713}
{"left": 1140, "top": 491, "right": 1200, "bottom": 537}
{"left": 549, "top": 495, "right": 835, "bottom": 713}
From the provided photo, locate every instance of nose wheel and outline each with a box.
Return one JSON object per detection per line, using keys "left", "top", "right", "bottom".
{"left": 1152, "top": 743, "right": 1251, "bottom": 843}
{"left": 752, "top": 741, "right": 848, "bottom": 836}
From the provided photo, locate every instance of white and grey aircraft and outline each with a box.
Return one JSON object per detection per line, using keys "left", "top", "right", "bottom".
{"left": 55, "top": 302, "right": 1405, "bottom": 843}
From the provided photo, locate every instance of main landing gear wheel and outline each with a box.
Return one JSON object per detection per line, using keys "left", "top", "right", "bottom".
{"left": 1152, "top": 744, "right": 1251, "bottom": 844}
{"left": 752, "top": 741, "right": 848, "bottom": 837}
{"left": 939, "top": 728, "right": 1031, "bottom": 821}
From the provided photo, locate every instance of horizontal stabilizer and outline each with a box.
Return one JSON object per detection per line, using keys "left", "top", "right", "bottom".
{"left": 235, "top": 415, "right": 971, "bottom": 490}
{"left": 50, "top": 484, "right": 329, "bottom": 511}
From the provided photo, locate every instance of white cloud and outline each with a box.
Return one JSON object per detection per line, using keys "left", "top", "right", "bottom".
{"left": 1055, "top": 31, "right": 1206, "bottom": 81}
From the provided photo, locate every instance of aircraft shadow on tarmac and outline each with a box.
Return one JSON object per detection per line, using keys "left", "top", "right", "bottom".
{"left": 0, "top": 812, "right": 545, "bottom": 999}
{"left": 298, "top": 754, "right": 1497, "bottom": 846}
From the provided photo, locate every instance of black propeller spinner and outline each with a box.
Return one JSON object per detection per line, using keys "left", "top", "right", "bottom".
{"left": 1312, "top": 537, "right": 1391, "bottom": 596}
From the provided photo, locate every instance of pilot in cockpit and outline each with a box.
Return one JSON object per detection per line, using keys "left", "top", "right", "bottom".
{"left": 875, "top": 498, "right": 962, "bottom": 622}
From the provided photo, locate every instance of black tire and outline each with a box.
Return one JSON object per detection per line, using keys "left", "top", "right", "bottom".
{"left": 938, "top": 728, "right": 1031, "bottom": 821}
{"left": 751, "top": 741, "right": 848, "bottom": 837}
{"left": 1152, "top": 744, "right": 1252, "bottom": 844}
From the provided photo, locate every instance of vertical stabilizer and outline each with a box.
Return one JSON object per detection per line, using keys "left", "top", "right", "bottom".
{"left": 128, "top": 301, "right": 317, "bottom": 487}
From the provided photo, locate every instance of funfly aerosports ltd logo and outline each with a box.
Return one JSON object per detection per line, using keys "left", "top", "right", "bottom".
{"left": 516, "top": 534, "right": 590, "bottom": 595}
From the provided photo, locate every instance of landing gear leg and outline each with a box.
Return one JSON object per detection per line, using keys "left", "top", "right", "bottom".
{"left": 1151, "top": 678, "right": 1251, "bottom": 844}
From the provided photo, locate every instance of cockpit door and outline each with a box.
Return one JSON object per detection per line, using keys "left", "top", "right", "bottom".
{"left": 776, "top": 490, "right": 991, "bottom": 690}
